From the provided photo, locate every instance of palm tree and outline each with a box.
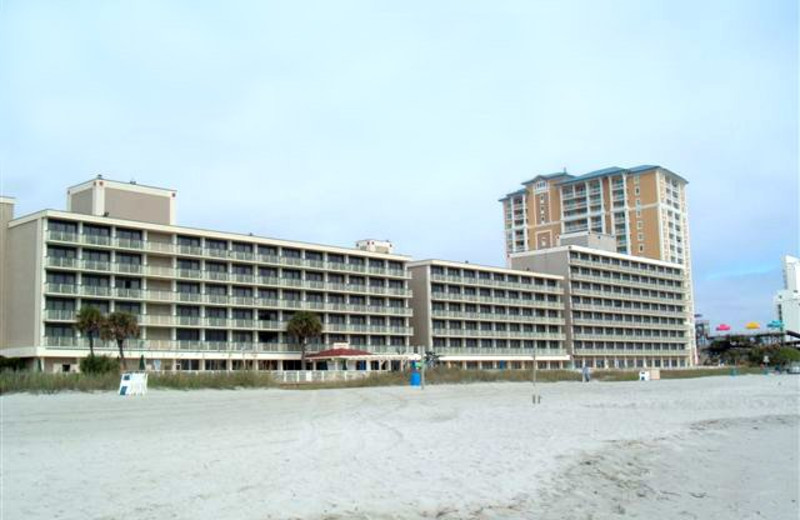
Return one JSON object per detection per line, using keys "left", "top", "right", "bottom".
{"left": 75, "top": 306, "right": 105, "bottom": 357}
{"left": 101, "top": 312, "right": 140, "bottom": 370}
{"left": 286, "top": 311, "right": 323, "bottom": 370}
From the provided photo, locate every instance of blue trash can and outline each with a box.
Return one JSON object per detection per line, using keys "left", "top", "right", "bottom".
{"left": 410, "top": 371, "right": 421, "bottom": 387}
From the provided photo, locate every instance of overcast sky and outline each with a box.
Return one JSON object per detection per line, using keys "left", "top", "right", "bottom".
{"left": 1, "top": 0, "right": 797, "bottom": 331}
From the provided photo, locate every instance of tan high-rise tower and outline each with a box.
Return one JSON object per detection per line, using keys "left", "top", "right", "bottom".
{"left": 500, "top": 165, "right": 691, "bottom": 268}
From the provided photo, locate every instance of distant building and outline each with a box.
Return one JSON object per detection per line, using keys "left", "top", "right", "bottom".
{"left": 774, "top": 255, "right": 800, "bottom": 338}
{"left": 694, "top": 314, "right": 710, "bottom": 348}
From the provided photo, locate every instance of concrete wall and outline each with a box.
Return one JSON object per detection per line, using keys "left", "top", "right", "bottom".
{"left": 559, "top": 232, "right": 616, "bottom": 252}
{"left": 105, "top": 187, "right": 172, "bottom": 225}
{"left": 5, "top": 219, "right": 41, "bottom": 348}
{"left": 69, "top": 189, "right": 93, "bottom": 215}
{"left": 0, "top": 198, "right": 14, "bottom": 347}
{"left": 510, "top": 249, "right": 570, "bottom": 278}
{"left": 408, "top": 265, "right": 431, "bottom": 348}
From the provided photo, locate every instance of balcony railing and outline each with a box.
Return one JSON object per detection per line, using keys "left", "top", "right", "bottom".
{"left": 575, "top": 347, "right": 688, "bottom": 356}
{"left": 43, "top": 309, "right": 77, "bottom": 321}
{"left": 433, "top": 347, "right": 568, "bottom": 357}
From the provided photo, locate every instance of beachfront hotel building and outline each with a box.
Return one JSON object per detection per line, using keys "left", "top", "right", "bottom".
{"left": 499, "top": 165, "right": 691, "bottom": 267}
{"left": 510, "top": 238, "right": 693, "bottom": 369}
{"left": 0, "top": 178, "right": 414, "bottom": 372}
{"left": 408, "top": 260, "right": 569, "bottom": 369}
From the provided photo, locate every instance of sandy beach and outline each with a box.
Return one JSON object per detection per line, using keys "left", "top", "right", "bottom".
{"left": 2, "top": 375, "right": 798, "bottom": 519}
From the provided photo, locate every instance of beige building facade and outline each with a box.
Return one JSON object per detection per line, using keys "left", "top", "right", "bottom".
{"left": 0, "top": 178, "right": 414, "bottom": 372}
{"left": 510, "top": 245, "right": 693, "bottom": 369}
{"left": 500, "top": 165, "right": 691, "bottom": 267}
{"left": 409, "top": 260, "right": 569, "bottom": 369}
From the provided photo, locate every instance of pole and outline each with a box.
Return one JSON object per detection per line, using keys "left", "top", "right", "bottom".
{"left": 532, "top": 344, "right": 539, "bottom": 405}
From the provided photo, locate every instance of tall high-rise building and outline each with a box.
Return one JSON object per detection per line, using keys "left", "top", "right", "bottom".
{"left": 500, "top": 165, "right": 691, "bottom": 267}
{"left": 774, "top": 255, "right": 800, "bottom": 337}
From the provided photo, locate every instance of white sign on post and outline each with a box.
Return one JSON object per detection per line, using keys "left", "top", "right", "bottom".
{"left": 119, "top": 372, "right": 148, "bottom": 396}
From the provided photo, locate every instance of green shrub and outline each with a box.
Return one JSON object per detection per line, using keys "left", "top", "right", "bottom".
{"left": 0, "top": 372, "right": 120, "bottom": 394}
{"left": 149, "top": 371, "right": 275, "bottom": 390}
{"left": 0, "top": 356, "right": 27, "bottom": 372}
{"left": 79, "top": 355, "right": 120, "bottom": 375}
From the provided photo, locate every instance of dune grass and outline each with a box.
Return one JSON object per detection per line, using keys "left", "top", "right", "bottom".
{"left": 0, "top": 366, "right": 765, "bottom": 395}
{"left": 0, "top": 371, "right": 277, "bottom": 395}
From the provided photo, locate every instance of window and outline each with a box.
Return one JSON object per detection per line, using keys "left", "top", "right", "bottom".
{"left": 48, "top": 246, "right": 76, "bottom": 258}
{"left": 638, "top": 244, "right": 644, "bottom": 253}
{"left": 117, "top": 228, "right": 142, "bottom": 242}
{"left": 48, "top": 219, "right": 78, "bottom": 234}
{"left": 177, "top": 235, "right": 201, "bottom": 247}
{"left": 46, "top": 298, "right": 76, "bottom": 311}
{"left": 206, "top": 239, "right": 228, "bottom": 251}
{"left": 84, "top": 224, "right": 111, "bottom": 237}
{"left": 117, "top": 253, "right": 142, "bottom": 265}
{"left": 637, "top": 221, "right": 643, "bottom": 230}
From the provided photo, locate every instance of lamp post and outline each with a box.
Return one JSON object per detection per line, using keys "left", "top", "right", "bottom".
{"left": 531, "top": 343, "right": 540, "bottom": 405}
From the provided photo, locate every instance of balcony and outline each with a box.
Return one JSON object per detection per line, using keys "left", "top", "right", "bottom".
{"left": 572, "top": 332, "right": 686, "bottom": 343}
{"left": 432, "top": 347, "right": 569, "bottom": 358}
{"left": 82, "top": 234, "right": 113, "bottom": 246}
{"left": 570, "top": 302, "right": 686, "bottom": 318}
{"left": 206, "top": 271, "right": 230, "bottom": 282}
{"left": 81, "top": 285, "right": 112, "bottom": 297}
{"left": 177, "top": 269, "right": 204, "bottom": 280}
{"left": 570, "top": 257, "right": 684, "bottom": 281}
{"left": 175, "top": 292, "right": 203, "bottom": 303}
{"left": 116, "top": 238, "right": 144, "bottom": 250}
{"left": 177, "top": 244, "right": 204, "bottom": 256}
{"left": 114, "top": 262, "right": 144, "bottom": 274}
{"left": 44, "top": 282, "right": 80, "bottom": 296}
{"left": 572, "top": 318, "right": 687, "bottom": 331}
{"left": 43, "top": 309, "right": 76, "bottom": 321}
{"left": 45, "top": 256, "right": 80, "bottom": 269}
{"left": 144, "top": 241, "right": 176, "bottom": 254}
{"left": 230, "top": 250, "right": 255, "bottom": 261}
{"left": 571, "top": 287, "right": 682, "bottom": 305}
{"left": 144, "top": 265, "right": 175, "bottom": 277}
{"left": 115, "top": 287, "right": 144, "bottom": 299}
{"left": 82, "top": 260, "right": 112, "bottom": 272}
{"left": 46, "top": 230, "right": 80, "bottom": 243}
{"left": 206, "top": 247, "right": 229, "bottom": 259}
{"left": 575, "top": 347, "right": 688, "bottom": 356}
{"left": 230, "top": 273, "right": 255, "bottom": 284}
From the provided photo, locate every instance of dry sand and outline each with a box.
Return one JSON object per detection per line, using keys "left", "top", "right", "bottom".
{"left": 1, "top": 375, "right": 798, "bottom": 519}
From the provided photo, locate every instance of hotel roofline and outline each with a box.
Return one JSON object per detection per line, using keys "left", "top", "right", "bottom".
{"left": 9, "top": 208, "right": 412, "bottom": 261}
{"left": 508, "top": 164, "right": 689, "bottom": 195}
{"left": 510, "top": 245, "right": 686, "bottom": 270}
{"left": 66, "top": 177, "right": 178, "bottom": 194}
{"left": 407, "top": 258, "right": 564, "bottom": 280}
